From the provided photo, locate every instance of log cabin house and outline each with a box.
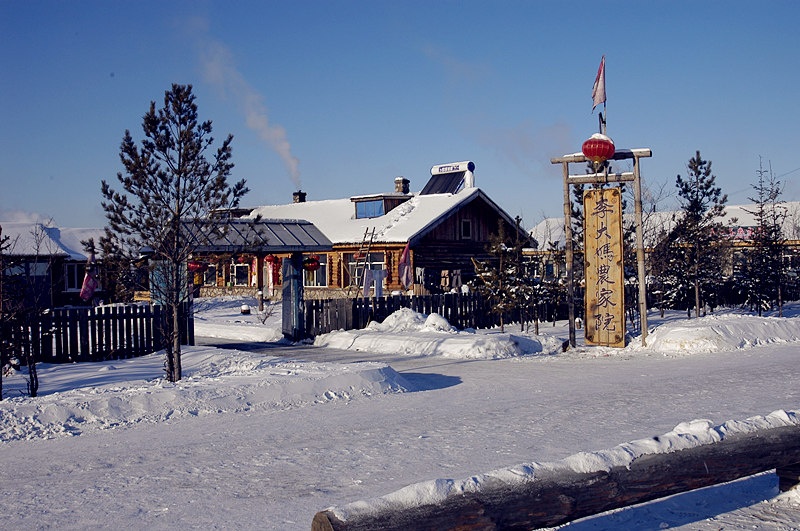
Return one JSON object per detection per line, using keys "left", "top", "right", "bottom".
{"left": 196, "top": 161, "right": 531, "bottom": 298}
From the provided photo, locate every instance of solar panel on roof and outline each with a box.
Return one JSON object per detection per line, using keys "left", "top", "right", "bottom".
{"left": 420, "top": 171, "right": 465, "bottom": 195}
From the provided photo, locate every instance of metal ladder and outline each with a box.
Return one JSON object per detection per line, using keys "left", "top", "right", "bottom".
{"left": 347, "top": 228, "right": 375, "bottom": 296}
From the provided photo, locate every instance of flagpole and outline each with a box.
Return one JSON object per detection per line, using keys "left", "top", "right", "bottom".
{"left": 601, "top": 102, "right": 607, "bottom": 135}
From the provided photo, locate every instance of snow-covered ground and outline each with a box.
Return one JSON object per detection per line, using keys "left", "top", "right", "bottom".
{"left": 1, "top": 296, "right": 799, "bottom": 529}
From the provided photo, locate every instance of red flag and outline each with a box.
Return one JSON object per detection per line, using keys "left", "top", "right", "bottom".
{"left": 592, "top": 55, "right": 606, "bottom": 111}
{"left": 398, "top": 243, "right": 412, "bottom": 289}
{"left": 79, "top": 251, "right": 99, "bottom": 301}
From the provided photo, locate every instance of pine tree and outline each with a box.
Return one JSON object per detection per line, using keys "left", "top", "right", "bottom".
{"left": 655, "top": 151, "right": 729, "bottom": 318}
{"left": 516, "top": 247, "right": 552, "bottom": 335}
{"left": 471, "top": 220, "right": 518, "bottom": 332}
{"left": 742, "top": 158, "right": 786, "bottom": 315}
{"left": 506, "top": 216, "right": 542, "bottom": 333}
{"left": 102, "top": 84, "right": 249, "bottom": 382}
{"left": 94, "top": 229, "right": 146, "bottom": 303}
{"left": 650, "top": 222, "right": 693, "bottom": 315}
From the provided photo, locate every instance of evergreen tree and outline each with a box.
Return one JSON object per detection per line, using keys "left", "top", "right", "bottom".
{"left": 471, "top": 220, "right": 518, "bottom": 332}
{"left": 516, "top": 245, "right": 554, "bottom": 335}
{"left": 742, "top": 158, "right": 786, "bottom": 315}
{"left": 95, "top": 229, "right": 145, "bottom": 304}
{"left": 506, "top": 217, "right": 543, "bottom": 333}
{"left": 654, "top": 151, "right": 729, "bottom": 317}
{"left": 650, "top": 222, "right": 693, "bottom": 315}
{"left": 102, "top": 84, "right": 249, "bottom": 382}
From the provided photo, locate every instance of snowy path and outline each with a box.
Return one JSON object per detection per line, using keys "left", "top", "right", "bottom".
{"left": 2, "top": 341, "right": 799, "bottom": 530}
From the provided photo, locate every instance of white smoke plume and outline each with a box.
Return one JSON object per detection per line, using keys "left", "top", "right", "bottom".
{"left": 200, "top": 40, "right": 301, "bottom": 189}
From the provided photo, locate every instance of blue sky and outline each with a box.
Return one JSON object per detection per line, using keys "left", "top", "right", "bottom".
{"left": 2, "top": 1, "right": 799, "bottom": 229}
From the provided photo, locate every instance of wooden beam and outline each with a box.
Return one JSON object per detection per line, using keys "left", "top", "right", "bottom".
{"left": 551, "top": 148, "right": 653, "bottom": 164}
{"left": 566, "top": 172, "right": 635, "bottom": 185}
{"left": 312, "top": 423, "right": 800, "bottom": 531}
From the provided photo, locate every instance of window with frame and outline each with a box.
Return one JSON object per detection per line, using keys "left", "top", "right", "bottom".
{"left": 355, "top": 200, "right": 385, "bottom": 219}
{"left": 64, "top": 262, "right": 85, "bottom": 291}
{"left": 461, "top": 219, "right": 472, "bottom": 240}
{"left": 63, "top": 262, "right": 102, "bottom": 292}
{"left": 229, "top": 264, "right": 250, "bottom": 286}
{"left": 203, "top": 265, "right": 217, "bottom": 286}
{"left": 347, "top": 252, "right": 385, "bottom": 288}
{"left": 303, "top": 254, "right": 328, "bottom": 287}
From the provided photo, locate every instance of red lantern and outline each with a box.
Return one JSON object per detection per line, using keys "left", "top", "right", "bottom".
{"left": 265, "top": 254, "right": 277, "bottom": 263}
{"left": 303, "top": 256, "right": 320, "bottom": 271}
{"left": 581, "top": 133, "right": 615, "bottom": 165}
{"left": 187, "top": 260, "right": 208, "bottom": 273}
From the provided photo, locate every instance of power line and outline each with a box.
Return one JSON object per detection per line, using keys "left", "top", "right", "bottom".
{"left": 776, "top": 167, "right": 800, "bottom": 179}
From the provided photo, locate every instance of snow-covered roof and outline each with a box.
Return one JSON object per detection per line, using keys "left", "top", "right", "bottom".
{"left": 0, "top": 222, "right": 104, "bottom": 260}
{"left": 247, "top": 186, "right": 504, "bottom": 246}
{"left": 529, "top": 201, "right": 800, "bottom": 250}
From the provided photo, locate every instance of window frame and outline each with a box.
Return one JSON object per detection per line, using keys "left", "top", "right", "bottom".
{"left": 64, "top": 262, "right": 85, "bottom": 292}
{"left": 303, "top": 254, "right": 328, "bottom": 288}
{"left": 229, "top": 263, "right": 251, "bottom": 286}
{"left": 460, "top": 219, "right": 473, "bottom": 240}
{"left": 355, "top": 200, "right": 385, "bottom": 219}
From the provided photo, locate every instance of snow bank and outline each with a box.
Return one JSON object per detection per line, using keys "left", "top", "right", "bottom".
{"left": 193, "top": 296, "right": 800, "bottom": 360}
{"left": 329, "top": 410, "right": 800, "bottom": 522}
{"left": 314, "top": 307, "right": 565, "bottom": 359}
{"left": 638, "top": 313, "right": 800, "bottom": 354}
{"left": 0, "top": 347, "right": 413, "bottom": 443}
{"left": 317, "top": 305, "right": 800, "bottom": 360}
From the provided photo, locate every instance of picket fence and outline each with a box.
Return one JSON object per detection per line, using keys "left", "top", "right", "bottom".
{"left": 1, "top": 303, "right": 194, "bottom": 364}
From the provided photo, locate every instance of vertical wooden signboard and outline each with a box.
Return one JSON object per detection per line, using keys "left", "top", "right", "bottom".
{"left": 584, "top": 187, "right": 625, "bottom": 347}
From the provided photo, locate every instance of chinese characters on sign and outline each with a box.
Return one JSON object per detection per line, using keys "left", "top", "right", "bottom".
{"left": 583, "top": 188, "right": 625, "bottom": 347}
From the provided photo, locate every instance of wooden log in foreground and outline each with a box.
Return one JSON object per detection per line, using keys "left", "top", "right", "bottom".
{"left": 312, "top": 423, "right": 800, "bottom": 531}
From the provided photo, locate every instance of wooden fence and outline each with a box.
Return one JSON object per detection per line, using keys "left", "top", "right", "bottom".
{"left": 303, "top": 293, "right": 506, "bottom": 336}
{"left": 312, "top": 421, "right": 800, "bottom": 531}
{"left": 1, "top": 303, "right": 193, "bottom": 364}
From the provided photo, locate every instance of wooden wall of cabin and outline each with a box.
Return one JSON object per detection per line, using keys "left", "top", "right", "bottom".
{"left": 411, "top": 200, "right": 528, "bottom": 294}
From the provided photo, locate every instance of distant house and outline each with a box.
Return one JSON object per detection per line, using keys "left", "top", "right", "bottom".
{"left": 218, "top": 160, "right": 532, "bottom": 297}
{"left": 0, "top": 222, "right": 105, "bottom": 308}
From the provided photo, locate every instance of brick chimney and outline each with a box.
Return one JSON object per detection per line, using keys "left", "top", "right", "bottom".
{"left": 394, "top": 177, "right": 410, "bottom": 194}
{"left": 293, "top": 190, "right": 307, "bottom": 203}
